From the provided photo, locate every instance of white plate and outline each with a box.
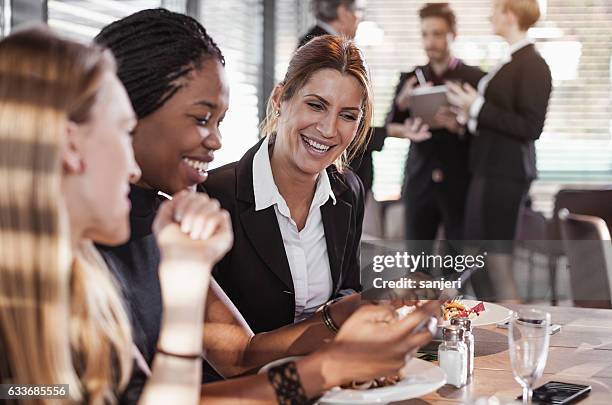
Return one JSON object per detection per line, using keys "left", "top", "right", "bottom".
{"left": 441, "top": 300, "right": 512, "bottom": 327}
{"left": 259, "top": 357, "right": 446, "bottom": 404}
{"left": 396, "top": 300, "right": 512, "bottom": 328}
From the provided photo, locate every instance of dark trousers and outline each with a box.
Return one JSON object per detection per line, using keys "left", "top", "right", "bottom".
{"left": 402, "top": 174, "right": 470, "bottom": 276}
{"left": 464, "top": 175, "right": 531, "bottom": 299}
{"left": 464, "top": 175, "right": 531, "bottom": 242}
{"left": 403, "top": 176, "right": 470, "bottom": 242}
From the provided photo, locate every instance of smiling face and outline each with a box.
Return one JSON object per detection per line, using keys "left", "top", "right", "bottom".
{"left": 271, "top": 68, "right": 364, "bottom": 177}
{"left": 68, "top": 72, "right": 140, "bottom": 245}
{"left": 131, "top": 58, "right": 229, "bottom": 195}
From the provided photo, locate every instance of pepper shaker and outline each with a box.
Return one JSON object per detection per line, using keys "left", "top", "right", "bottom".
{"left": 451, "top": 317, "right": 475, "bottom": 382}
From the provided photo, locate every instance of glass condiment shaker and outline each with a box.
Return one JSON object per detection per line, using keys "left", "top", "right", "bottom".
{"left": 451, "top": 317, "right": 475, "bottom": 382}
{"left": 438, "top": 325, "right": 468, "bottom": 388}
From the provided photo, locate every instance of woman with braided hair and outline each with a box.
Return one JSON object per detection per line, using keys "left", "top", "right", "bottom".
{"left": 95, "top": 8, "right": 440, "bottom": 404}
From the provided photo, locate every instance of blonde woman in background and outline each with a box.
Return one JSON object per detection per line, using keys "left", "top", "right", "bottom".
{"left": 446, "top": 0, "right": 552, "bottom": 300}
{"left": 0, "top": 27, "right": 232, "bottom": 404}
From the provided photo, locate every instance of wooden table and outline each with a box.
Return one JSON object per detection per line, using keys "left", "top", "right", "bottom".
{"left": 395, "top": 305, "right": 612, "bottom": 404}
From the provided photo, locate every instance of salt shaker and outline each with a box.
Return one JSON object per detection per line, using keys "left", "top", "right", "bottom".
{"left": 451, "top": 317, "right": 475, "bottom": 381}
{"left": 438, "top": 325, "right": 468, "bottom": 388}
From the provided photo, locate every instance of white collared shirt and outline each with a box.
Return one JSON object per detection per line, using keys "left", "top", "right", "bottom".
{"left": 252, "top": 138, "right": 336, "bottom": 322}
{"left": 468, "top": 37, "right": 534, "bottom": 133}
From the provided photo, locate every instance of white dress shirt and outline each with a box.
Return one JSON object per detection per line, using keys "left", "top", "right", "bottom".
{"left": 468, "top": 37, "right": 534, "bottom": 133}
{"left": 252, "top": 138, "right": 336, "bottom": 322}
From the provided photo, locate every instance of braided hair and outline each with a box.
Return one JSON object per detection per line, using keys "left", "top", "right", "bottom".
{"left": 95, "top": 8, "right": 225, "bottom": 119}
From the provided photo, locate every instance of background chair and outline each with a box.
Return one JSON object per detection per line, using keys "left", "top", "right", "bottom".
{"left": 515, "top": 205, "right": 554, "bottom": 303}
{"left": 559, "top": 209, "right": 612, "bottom": 309}
{"left": 544, "top": 188, "right": 612, "bottom": 304}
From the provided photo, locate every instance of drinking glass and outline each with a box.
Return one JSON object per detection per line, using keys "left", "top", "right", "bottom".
{"left": 507, "top": 309, "right": 551, "bottom": 405}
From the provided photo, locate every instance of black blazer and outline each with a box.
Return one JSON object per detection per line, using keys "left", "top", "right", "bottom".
{"left": 200, "top": 140, "right": 364, "bottom": 333}
{"left": 386, "top": 61, "right": 485, "bottom": 192}
{"left": 471, "top": 44, "right": 552, "bottom": 181}
{"left": 297, "top": 24, "right": 332, "bottom": 48}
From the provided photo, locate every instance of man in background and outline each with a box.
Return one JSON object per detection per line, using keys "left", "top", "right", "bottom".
{"left": 386, "top": 3, "right": 485, "bottom": 246}
{"left": 298, "top": 0, "right": 366, "bottom": 48}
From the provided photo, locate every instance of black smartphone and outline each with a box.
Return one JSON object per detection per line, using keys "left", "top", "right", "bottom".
{"left": 517, "top": 381, "right": 591, "bottom": 404}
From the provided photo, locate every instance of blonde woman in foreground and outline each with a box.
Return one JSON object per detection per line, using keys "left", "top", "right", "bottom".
{"left": 0, "top": 27, "right": 232, "bottom": 404}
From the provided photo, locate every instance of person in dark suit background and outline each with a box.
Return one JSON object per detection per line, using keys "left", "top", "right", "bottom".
{"left": 297, "top": 0, "right": 366, "bottom": 49}
{"left": 447, "top": 0, "right": 552, "bottom": 300}
{"left": 386, "top": 3, "right": 485, "bottom": 248}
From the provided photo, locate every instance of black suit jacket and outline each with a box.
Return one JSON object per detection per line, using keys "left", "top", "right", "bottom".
{"left": 200, "top": 139, "right": 364, "bottom": 333}
{"left": 386, "top": 61, "right": 485, "bottom": 196}
{"left": 471, "top": 44, "right": 552, "bottom": 181}
{"left": 298, "top": 24, "right": 332, "bottom": 48}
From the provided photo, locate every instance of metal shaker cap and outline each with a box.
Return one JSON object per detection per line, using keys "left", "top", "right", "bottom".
{"left": 442, "top": 325, "right": 464, "bottom": 341}
{"left": 451, "top": 317, "right": 472, "bottom": 332}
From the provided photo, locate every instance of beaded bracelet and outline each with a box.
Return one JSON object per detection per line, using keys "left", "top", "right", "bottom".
{"left": 267, "top": 361, "right": 308, "bottom": 405}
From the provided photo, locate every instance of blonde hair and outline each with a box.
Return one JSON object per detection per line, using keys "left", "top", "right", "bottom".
{"left": 0, "top": 27, "right": 132, "bottom": 404}
{"left": 260, "top": 35, "right": 373, "bottom": 171}
{"left": 502, "top": 0, "right": 541, "bottom": 31}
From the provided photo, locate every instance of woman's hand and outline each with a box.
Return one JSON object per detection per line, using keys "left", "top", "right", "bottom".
{"left": 153, "top": 190, "right": 233, "bottom": 267}
{"left": 446, "top": 81, "right": 479, "bottom": 115}
{"left": 317, "top": 301, "right": 440, "bottom": 388}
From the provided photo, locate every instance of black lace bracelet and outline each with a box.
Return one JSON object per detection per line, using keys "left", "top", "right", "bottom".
{"left": 267, "top": 361, "right": 308, "bottom": 405}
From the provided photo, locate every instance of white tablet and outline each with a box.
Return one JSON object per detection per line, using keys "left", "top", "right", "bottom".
{"left": 410, "top": 85, "right": 449, "bottom": 129}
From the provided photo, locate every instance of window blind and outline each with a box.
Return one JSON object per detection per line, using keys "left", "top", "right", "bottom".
{"left": 0, "top": 0, "right": 8, "bottom": 38}
{"left": 48, "top": 0, "right": 187, "bottom": 42}
{"left": 199, "top": 0, "right": 263, "bottom": 168}
{"left": 275, "top": 0, "right": 311, "bottom": 83}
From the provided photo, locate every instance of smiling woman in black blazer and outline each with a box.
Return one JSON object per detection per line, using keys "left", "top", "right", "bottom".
{"left": 203, "top": 35, "right": 372, "bottom": 333}
{"left": 447, "top": 0, "right": 552, "bottom": 299}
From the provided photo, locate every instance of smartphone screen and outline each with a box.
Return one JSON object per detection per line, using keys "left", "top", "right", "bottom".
{"left": 518, "top": 381, "right": 591, "bottom": 404}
